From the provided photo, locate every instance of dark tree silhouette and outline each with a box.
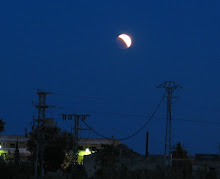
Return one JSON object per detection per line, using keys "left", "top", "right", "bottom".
{"left": 172, "top": 142, "right": 188, "bottom": 159}
{"left": 171, "top": 142, "right": 192, "bottom": 179}
{"left": 27, "top": 127, "right": 72, "bottom": 172}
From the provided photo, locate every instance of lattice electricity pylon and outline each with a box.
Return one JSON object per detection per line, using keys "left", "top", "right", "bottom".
{"left": 34, "top": 89, "right": 53, "bottom": 179}
{"left": 157, "top": 81, "right": 183, "bottom": 160}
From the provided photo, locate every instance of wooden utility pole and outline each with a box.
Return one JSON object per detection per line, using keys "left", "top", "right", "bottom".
{"left": 62, "top": 114, "right": 90, "bottom": 169}
{"left": 145, "top": 131, "right": 149, "bottom": 158}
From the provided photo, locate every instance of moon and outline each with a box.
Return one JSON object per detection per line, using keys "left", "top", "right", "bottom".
{"left": 116, "top": 34, "right": 132, "bottom": 49}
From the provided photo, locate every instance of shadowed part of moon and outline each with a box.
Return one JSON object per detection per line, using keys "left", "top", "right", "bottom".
{"left": 116, "top": 37, "right": 128, "bottom": 49}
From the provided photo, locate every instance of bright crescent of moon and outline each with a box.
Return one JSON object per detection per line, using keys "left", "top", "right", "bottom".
{"left": 118, "top": 34, "right": 132, "bottom": 48}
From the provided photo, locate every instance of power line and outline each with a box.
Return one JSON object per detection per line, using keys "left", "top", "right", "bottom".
{"left": 173, "top": 118, "right": 220, "bottom": 125}
{"left": 88, "top": 111, "right": 165, "bottom": 118}
{"left": 81, "top": 93, "right": 166, "bottom": 141}
{"left": 119, "top": 93, "right": 166, "bottom": 141}
{"left": 50, "top": 107, "right": 220, "bottom": 126}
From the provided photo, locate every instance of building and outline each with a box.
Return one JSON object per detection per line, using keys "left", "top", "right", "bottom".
{"left": 0, "top": 135, "right": 120, "bottom": 163}
{"left": 0, "top": 135, "right": 31, "bottom": 161}
{"left": 78, "top": 138, "right": 120, "bottom": 163}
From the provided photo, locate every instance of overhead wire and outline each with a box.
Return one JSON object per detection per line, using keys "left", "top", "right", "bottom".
{"left": 118, "top": 92, "right": 166, "bottom": 141}
{"left": 81, "top": 92, "right": 166, "bottom": 141}
{"left": 172, "top": 118, "right": 220, "bottom": 125}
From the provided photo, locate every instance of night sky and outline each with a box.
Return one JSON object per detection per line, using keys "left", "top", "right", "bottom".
{"left": 0, "top": 1, "right": 219, "bottom": 155}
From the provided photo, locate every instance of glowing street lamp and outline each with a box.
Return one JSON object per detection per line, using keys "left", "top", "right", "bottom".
{"left": 85, "top": 148, "right": 90, "bottom": 153}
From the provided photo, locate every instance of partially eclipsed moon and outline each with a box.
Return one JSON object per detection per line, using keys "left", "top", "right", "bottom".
{"left": 116, "top": 34, "right": 132, "bottom": 49}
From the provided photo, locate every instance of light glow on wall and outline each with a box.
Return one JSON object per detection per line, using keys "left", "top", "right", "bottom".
{"left": 77, "top": 148, "right": 95, "bottom": 164}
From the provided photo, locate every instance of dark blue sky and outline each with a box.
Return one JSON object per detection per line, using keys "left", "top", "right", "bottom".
{"left": 0, "top": 1, "right": 219, "bottom": 155}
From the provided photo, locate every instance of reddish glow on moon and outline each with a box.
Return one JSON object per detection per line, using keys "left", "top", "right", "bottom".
{"left": 116, "top": 34, "right": 132, "bottom": 49}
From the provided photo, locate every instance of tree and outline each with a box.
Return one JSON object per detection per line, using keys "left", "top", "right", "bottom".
{"left": 171, "top": 142, "right": 192, "bottom": 179}
{"left": 171, "top": 142, "right": 188, "bottom": 159}
{"left": 26, "top": 127, "right": 72, "bottom": 172}
{"left": 0, "top": 119, "right": 5, "bottom": 134}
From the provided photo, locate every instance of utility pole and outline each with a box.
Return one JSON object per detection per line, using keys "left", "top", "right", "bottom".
{"left": 34, "top": 89, "right": 52, "bottom": 179}
{"left": 62, "top": 114, "right": 90, "bottom": 169}
{"left": 157, "top": 81, "right": 183, "bottom": 161}
{"left": 145, "top": 131, "right": 149, "bottom": 158}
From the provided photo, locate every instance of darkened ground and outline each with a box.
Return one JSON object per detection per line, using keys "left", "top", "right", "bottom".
{"left": 0, "top": 143, "right": 219, "bottom": 179}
